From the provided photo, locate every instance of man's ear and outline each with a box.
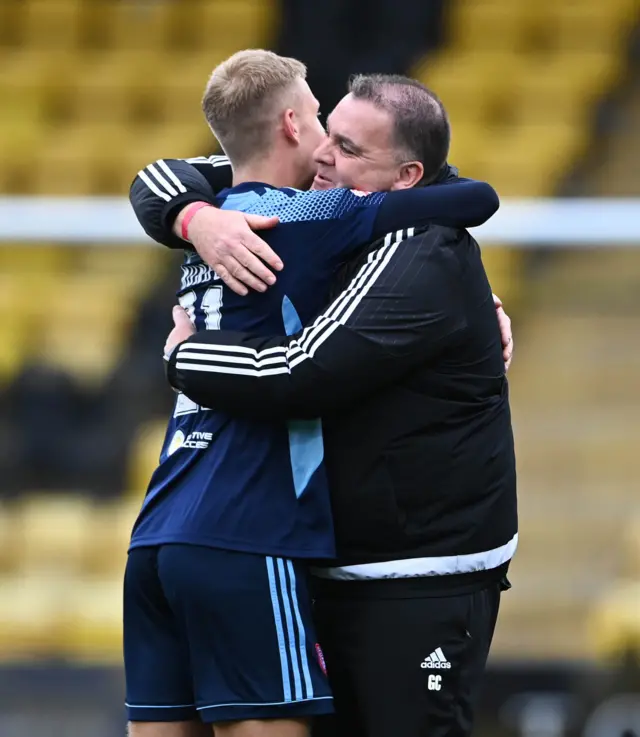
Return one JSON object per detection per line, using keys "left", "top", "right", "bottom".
{"left": 393, "top": 161, "right": 424, "bottom": 190}
{"left": 282, "top": 108, "right": 300, "bottom": 144}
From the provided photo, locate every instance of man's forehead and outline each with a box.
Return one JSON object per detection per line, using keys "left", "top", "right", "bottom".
{"left": 327, "top": 95, "right": 394, "bottom": 148}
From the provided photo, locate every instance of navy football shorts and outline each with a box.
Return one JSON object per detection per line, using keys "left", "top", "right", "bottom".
{"left": 124, "top": 545, "right": 333, "bottom": 724}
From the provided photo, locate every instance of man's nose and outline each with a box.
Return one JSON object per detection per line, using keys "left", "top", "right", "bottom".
{"left": 313, "top": 138, "right": 333, "bottom": 166}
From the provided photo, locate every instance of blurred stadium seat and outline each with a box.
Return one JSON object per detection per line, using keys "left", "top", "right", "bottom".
{"left": 83, "top": 500, "right": 140, "bottom": 576}
{"left": 0, "top": 503, "right": 22, "bottom": 573}
{"left": 0, "top": 0, "right": 276, "bottom": 196}
{"left": 623, "top": 515, "right": 640, "bottom": 578}
{"left": 589, "top": 580, "right": 640, "bottom": 662}
{"left": 20, "top": 0, "right": 85, "bottom": 51}
{"left": 62, "top": 575, "right": 124, "bottom": 663}
{"left": 127, "top": 420, "right": 168, "bottom": 499}
{"left": 414, "top": 0, "right": 634, "bottom": 303}
{"left": 0, "top": 496, "right": 139, "bottom": 661}
{"left": 0, "top": 573, "right": 69, "bottom": 660}
{"left": 16, "top": 494, "right": 94, "bottom": 574}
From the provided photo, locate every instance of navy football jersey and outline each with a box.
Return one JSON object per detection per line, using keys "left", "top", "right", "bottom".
{"left": 129, "top": 181, "right": 474, "bottom": 558}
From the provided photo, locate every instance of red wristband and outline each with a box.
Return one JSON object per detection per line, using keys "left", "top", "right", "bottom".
{"left": 181, "top": 202, "right": 212, "bottom": 242}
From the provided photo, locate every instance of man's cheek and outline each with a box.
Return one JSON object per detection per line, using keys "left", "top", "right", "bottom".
{"left": 335, "top": 171, "right": 359, "bottom": 191}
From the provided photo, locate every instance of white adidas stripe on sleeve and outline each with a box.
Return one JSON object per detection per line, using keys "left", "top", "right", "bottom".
{"left": 174, "top": 229, "right": 412, "bottom": 379}
{"left": 139, "top": 155, "right": 229, "bottom": 201}
{"left": 156, "top": 159, "right": 187, "bottom": 194}
{"left": 146, "top": 162, "right": 179, "bottom": 197}
{"left": 137, "top": 169, "right": 171, "bottom": 202}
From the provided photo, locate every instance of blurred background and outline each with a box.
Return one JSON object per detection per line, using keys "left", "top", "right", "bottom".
{"left": 0, "top": 0, "right": 639, "bottom": 735}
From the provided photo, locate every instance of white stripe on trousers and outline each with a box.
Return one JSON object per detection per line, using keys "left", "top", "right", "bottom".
{"left": 265, "top": 557, "right": 312, "bottom": 702}
{"left": 285, "top": 559, "right": 314, "bottom": 699}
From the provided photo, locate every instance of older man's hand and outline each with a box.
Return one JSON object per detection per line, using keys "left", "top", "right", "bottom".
{"left": 176, "top": 204, "right": 281, "bottom": 296}
{"left": 164, "top": 306, "right": 196, "bottom": 360}
{"left": 493, "top": 294, "right": 513, "bottom": 371}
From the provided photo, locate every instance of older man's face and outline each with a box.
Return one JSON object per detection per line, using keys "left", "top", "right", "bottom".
{"left": 311, "top": 94, "right": 409, "bottom": 193}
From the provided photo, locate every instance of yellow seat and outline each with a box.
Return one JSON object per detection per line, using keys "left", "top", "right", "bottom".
{"left": 39, "top": 271, "right": 132, "bottom": 338}
{"left": 542, "top": 0, "right": 638, "bottom": 54}
{"left": 622, "top": 515, "right": 640, "bottom": 578}
{"left": 84, "top": 499, "right": 140, "bottom": 576}
{"left": 0, "top": 127, "right": 44, "bottom": 194}
{"left": 478, "top": 247, "right": 523, "bottom": 310}
{"left": 83, "top": 0, "right": 173, "bottom": 51}
{"left": 32, "top": 123, "right": 134, "bottom": 195}
{"left": 0, "top": 504, "right": 22, "bottom": 572}
{"left": 75, "top": 246, "right": 168, "bottom": 292}
{"left": 513, "top": 53, "right": 621, "bottom": 127}
{"left": 39, "top": 329, "right": 125, "bottom": 385}
{"left": 0, "top": 573, "right": 70, "bottom": 660}
{"left": 47, "top": 273, "right": 134, "bottom": 314}
{"left": 477, "top": 123, "right": 589, "bottom": 196}
{"left": 588, "top": 581, "right": 640, "bottom": 661}
{"left": 111, "top": 122, "right": 212, "bottom": 195}
{"left": 36, "top": 274, "right": 135, "bottom": 384}
{"left": 439, "top": 93, "right": 488, "bottom": 130}
{"left": 154, "top": 53, "right": 226, "bottom": 124}
{"left": 0, "top": 322, "right": 28, "bottom": 383}
{"left": 0, "top": 49, "right": 79, "bottom": 127}
{"left": 0, "top": 1, "right": 23, "bottom": 47}
{"left": 31, "top": 134, "right": 96, "bottom": 196}
{"left": 415, "top": 52, "right": 525, "bottom": 127}
{"left": 21, "top": 0, "right": 84, "bottom": 50}
{"left": 125, "top": 123, "right": 215, "bottom": 172}
{"left": 176, "top": 0, "right": 277, "bottom": 52}
{"left": 62, "top": 575, "right": 124, "bottom": 664}
{"left": 0, "top": 63, "right": 45, "bottom": 126}
{"left": 127, "top": 419, "right": 169, "bottom": 498}
{"left": 0, "top": 274, "right": 56, "bottom": 373}
{"left": 16, "top": 494, "right": 94, "bottom": 574}
{"left": 0, "top": 244, "right": 73, "bottom": 276}
{"left": 447, "top": 125, "right": 491, "bottom": 178}
{"left": 0, "top": 270, "right": 59, "bottom": 335}
{"left": 415, "top": 53, "right": 487, "bottom": 125}
{"left": 0, "top": 274, "right": 21, "bottom": 313}
{"left": 0, "top": 50, "right": 70, "bottom": 124}
{"left": 449, "top": 1, "right": 536, "bottom": 53}
{"left": 72, "top": 61, "right": 137, "bottom": 124}
{"left": 112, "top": 119, "right": 216, "bottom": 193}
{"left": 0, "top": 103, "right": 45, "bottom": 192}
{"left": 71, "top": 52, "right": 166, "bottom": 125}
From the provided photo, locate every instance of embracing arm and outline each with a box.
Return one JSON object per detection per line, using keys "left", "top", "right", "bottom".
{"left": 166, "top": 227, "right": 467, "bottom": 420}
{"left": 130, "top": 155, "right": 498, "bottom": 249}
{"left": 372, "top": 179, "right": 499, "bottom": 238}
{"left": 130, "top": 156, "right": 231, "bottom": 249}
{"left": 130, "top": 155, "right": 282, "bottom": 293}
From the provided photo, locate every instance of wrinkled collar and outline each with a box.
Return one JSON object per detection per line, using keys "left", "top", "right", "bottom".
{"left": 432, "top": 163, "right": 459, "bottom": 184}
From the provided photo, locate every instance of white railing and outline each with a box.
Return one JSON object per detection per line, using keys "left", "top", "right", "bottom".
{"left": 1, "top": 197, "right": 639, "bottom": 245}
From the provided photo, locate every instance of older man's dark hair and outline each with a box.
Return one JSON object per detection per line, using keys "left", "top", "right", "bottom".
{"left": 349, "top": 74, "right": 450, "bottom": 185}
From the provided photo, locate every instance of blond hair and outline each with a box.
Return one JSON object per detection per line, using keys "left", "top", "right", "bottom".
{"left": 202, "top": 49, "right": 307, "bottom": 166}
